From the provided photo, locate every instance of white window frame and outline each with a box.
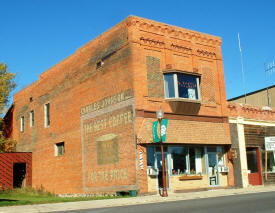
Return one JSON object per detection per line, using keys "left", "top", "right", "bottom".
{"left": 44, "top": 103, "right": 50, "bottom": 127}
{"left": 30, "top": 110, "right": 34, "bottom": 127}
{"left": 164, "top": 72, "right": 201, "bottom": 101}
{"left": 20, "top": 116, "right": 24, "bottom": 132}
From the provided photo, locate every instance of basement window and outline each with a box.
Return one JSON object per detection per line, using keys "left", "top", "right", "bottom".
{"left": 20, "top": 116, "right": 24, "bottom": 132}
{"left": 55, "top": 142, "right": 65, "bottom": 156}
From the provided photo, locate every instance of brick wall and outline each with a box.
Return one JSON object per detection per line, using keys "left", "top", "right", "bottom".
{"left": 228, "top": 103, "right": 275, "bottom": 121}
{"left": 12, "top": 18, "right": 135, "bottom": 194}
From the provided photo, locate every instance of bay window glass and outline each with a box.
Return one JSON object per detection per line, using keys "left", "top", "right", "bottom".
{"left": 164, "top": 73, "right": 200, "bottom": 100}
{"left": 164, "top": 73, "right": 175, "bottom": 98}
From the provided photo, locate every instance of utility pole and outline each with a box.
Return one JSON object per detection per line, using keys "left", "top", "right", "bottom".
{"left": 264, "top": 61, "right": 275, "bottom": 107}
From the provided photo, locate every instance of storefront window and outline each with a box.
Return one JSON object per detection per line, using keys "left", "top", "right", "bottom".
{"left": 266, "top": 151, "right": 275, "bottom": 173}
{"left": 146, "top": 146, "right": 155, "bottom": 167}
{"left": 195, "top": 147, "right": 204, "bottom": 174}
{"left": 169, "top": 146, "right": 204, "bottom": 175}
{"left": 156, "top": 146, "right": 167, "bottom": 152}
{"left": 170, "top": 147, "right": 187, "bottom": 175}
{"left": 189, "top": 148, "right": 196, "bottom": 174}
{"left": 146, "top": 145, "right": 212, "bottom": 176}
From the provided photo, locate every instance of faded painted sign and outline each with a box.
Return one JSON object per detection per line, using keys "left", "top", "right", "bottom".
{"left": 97, "top": 134, "right": 118, "bottom": 165}
{"left": 87, "top": 169, "right": 128, "bottom": 183}
{"left": 83, "top": 110, "right": 133, "bottom": 135}
{"left": 81, "top": 89, "right": 133, "bottom": 115}
{"left": 81, "top": 94, "right": 136, "bottom": 190}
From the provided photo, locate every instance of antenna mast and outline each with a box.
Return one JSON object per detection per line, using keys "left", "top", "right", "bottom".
{"left": 265, "top": 60, "right": 275, "bottom": 107}
{"left": 238, "top": 33, "right": 247, "bottom": 104}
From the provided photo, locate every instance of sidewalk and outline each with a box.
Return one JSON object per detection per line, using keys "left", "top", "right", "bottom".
{"left": 1, "top": 185, "right": 275, "bottom": 213}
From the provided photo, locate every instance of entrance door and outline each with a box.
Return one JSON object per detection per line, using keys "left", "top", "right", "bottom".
{"left": 247, "top": 147, "right": 262, "bottom": 185}
{"left": 156, "top": 152, "right": 169, "bottom": 190}
{"left": 13, "top": 163, "right": 26, "bottom": 188}
{"left": 207, "top": 148, "right": 219, "bottom": 186}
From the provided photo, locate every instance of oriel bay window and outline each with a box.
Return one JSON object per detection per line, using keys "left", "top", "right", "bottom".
{"left": 164, "top": 72, "right": 200, "bottom": 101}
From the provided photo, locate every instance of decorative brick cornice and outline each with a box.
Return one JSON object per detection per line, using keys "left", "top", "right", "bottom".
{"left": 171, "top": 43, "right": 192, "bottom": 53}
{"left": 127, "top": 16, "right": 222, "bottom": 46}
{"left": 227, "top": 103, "right": 275, "bottom": 121}
{"left": 140, "top": 37, "right": 165, "bottom": 47}
{"left": 196, "top": 49, "right": 216, "bottom": 58}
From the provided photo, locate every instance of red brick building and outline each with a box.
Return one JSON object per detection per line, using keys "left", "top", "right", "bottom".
{"left": 6, "top": 16, "right": 234, "bottom": 194}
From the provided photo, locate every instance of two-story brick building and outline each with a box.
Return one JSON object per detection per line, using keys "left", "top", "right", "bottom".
{"left": 5, "top": 16, "right": 234, "bottom": 194}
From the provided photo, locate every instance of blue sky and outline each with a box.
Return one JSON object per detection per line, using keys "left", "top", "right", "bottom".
{"left": 1, "top": 0, "right": 275, "bottom": 101}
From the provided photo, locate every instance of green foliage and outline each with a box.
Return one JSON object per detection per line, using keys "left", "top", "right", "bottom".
{"left": 0, "top": 136, "right": 16, "bottom": 152}
{"left": 0, "top": 63, "right": 16, "bottom": 115}
{"left": 0, "top": 63, "right": 16, "bottom": 152}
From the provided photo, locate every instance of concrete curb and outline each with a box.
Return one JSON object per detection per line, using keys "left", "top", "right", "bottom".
{"left": 1, "top": 185, "right": 275, "bottom": 213}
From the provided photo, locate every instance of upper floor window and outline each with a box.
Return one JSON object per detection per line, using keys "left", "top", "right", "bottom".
{"left": 55, "top": 142, "right": 65, "bottom": 156}
{"left": 44, "top": 103, "right": 50, "bottom": 127}
{"left": 30, "top": 110, "right": 34, "bottom": 127}
{"left": 164, "top": 73, "right": 200, "bottom": 101}
{"left": 20, "top": 116, "right": 24, "bottom": 132}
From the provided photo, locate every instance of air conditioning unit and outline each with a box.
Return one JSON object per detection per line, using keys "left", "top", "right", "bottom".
{"left": 220, "top": 167, "right": 229, "bottom": 173}
{"left": 147, "top": 167, "right": 159, "bottom": 176}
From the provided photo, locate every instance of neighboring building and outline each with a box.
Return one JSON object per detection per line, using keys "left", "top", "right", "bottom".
{"left": 228, "top": 85, "right": 275, "bottom": 108}
{"left": 228, "top": 101, "right": 275, "bottom": 187}
{"left": 4, "top": 16, "right": 234, "bottom": 194}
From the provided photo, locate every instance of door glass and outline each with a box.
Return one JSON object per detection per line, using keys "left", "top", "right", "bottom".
{"left": 246, "top": 148, "right": 258, "bottom": 173}
{"left": 208, "top": 152, "right": 217, "bottom": 175}
{"left": 207, "top": 148, "right": 219, "bottom": 186}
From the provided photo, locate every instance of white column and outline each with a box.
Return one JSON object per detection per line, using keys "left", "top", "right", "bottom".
{"left": 236, "top": 117, "right": 249, "bottom": 188}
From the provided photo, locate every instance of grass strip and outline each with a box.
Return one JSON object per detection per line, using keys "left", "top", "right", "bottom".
{"left": 0, "top": 188, "right": 129, "bottom": 207}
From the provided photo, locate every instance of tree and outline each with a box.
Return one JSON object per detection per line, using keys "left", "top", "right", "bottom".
{"left": 0, "top": 63, "right": 16, "bottom": 152}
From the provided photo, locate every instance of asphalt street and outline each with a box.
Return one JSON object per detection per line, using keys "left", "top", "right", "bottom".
{"left": 54, "top": 191, "right": 275, "bottom": 213}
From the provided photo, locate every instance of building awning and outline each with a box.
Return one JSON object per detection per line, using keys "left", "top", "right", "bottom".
{"left": 137, "top": 118, "right": 231, "bottom": 145}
